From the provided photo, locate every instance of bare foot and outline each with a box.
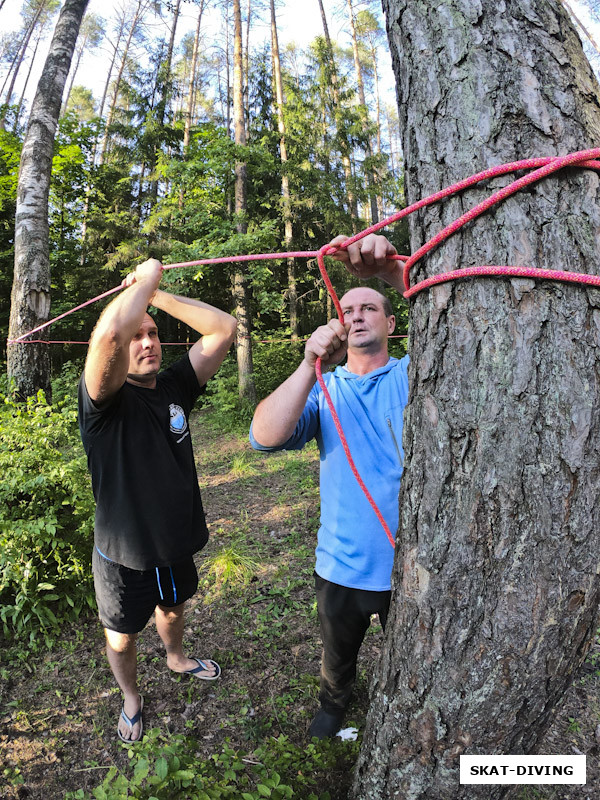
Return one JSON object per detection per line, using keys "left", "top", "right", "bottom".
{"left": 118, "top": 694, "right": 143, "bottom": 742}
{"left": 168, "top": 656, "right": 220, "bottom": 679}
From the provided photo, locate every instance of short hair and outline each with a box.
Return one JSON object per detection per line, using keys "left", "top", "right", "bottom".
{"left": 381, "top": 294, "right": 393, "bottom": 317}
{"left": 342, "top": 287, "right": 394, "bottom": 317}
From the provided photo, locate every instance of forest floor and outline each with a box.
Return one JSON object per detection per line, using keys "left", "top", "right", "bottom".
{"left": 0, "top": 407, "right": 598, "bottom": 800}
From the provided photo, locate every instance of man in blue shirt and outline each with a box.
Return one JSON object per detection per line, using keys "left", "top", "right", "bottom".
{"left": 250, "top": 234, "right": 409, "bottom": 738}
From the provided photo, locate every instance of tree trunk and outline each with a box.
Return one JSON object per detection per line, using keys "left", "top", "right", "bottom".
{"left": 0, "top": 0, "right": 49, "bottom": 128}
{"left": 346, "top": 0, "right": 378, "bottom": 224}
{"left": 13, "top": 32, "right": 41, "bottom": 131}
{"left": 270, "top": 0, "right": 297, "bottom": 338}
{"left": 80, "top": 11, "right": 125, "bottom": 266}
{"left": 61, "top": 13, "right": 103, "bottom": 116}
{"left": 232, "top": 0, "right": 255, "bottom": 403}
{"left": 224, "top": 3, "right": 232, "bottom": 139}
{"left": 353, "top": 1, "right": 600, "bottom": 798}
{"left": 61, "top": 33, "right": 85, "bottom": 114}
{"left": 150, "top": 0, "right": 180, "bottom": 204}
{"left": 99, "top": 0, "right": 146, "bottom": 164}
{"left": 560, "top": 0, "right": 600, "bottom": 58}
{"left": 96, "top": 12, "right": 124, "bottom": 128}
{"left": 7, "top": 0, "right": 90, "bottom": 400}
{"left": 182, "top": 0, "right": 205, "bottom": 151}
{"left": 368, "top": 36, "right": 384, "bottom": 220}
{"left": 244, "top": 0, "right": 251, "bottom": 132}
{"left": 316, "top": 0, "right": 358, "bottom": 226}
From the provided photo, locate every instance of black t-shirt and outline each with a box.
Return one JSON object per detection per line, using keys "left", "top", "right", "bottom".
{"left": 78, "top": 355, "right": 209, "bottom": 570}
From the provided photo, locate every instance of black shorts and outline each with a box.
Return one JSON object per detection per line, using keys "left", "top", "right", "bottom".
{"left": 92, "top": 548, "right": 198, "bottom": 634}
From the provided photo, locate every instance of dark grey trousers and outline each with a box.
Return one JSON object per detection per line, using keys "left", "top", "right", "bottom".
{"left": 314, "top": 572, "right": 391, "bottom": 714}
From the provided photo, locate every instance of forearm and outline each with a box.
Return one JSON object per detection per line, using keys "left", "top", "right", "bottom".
{"left": 85, "top": 271, "right": 161, "bottom": 402}
{"left": 151, "top": 289, "right": 237, "bottom": 385}
{"left": 379, "top": 262, "right": 405, "bottom": 293}
{"left": 93, "top": 277, "right": 158, "bottom": 346}
{"left": 251, "top": 360, "right": 317, "bottom": 447}
{"left": 150, "top": 289, "right": 236, "bottom": 338}
{"left": 329, "top": 233, "right": 405, "bottom": 293}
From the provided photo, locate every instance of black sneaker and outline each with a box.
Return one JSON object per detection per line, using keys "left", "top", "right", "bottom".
{"left": 308, "top": 707, "right": 345, "bottom": 739}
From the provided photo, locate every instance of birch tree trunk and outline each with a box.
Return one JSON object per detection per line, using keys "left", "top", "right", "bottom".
{"left": 7, "top": 0, "right": 89, "bottom": 400}
{"left": 14, "top": 33, "right": 41, "bottom": 130}
{"left": 232, "top": 0, "right": 255, "bottom": 403}
{"left": 353, "top": 1, "right": 600, "bottom": 798}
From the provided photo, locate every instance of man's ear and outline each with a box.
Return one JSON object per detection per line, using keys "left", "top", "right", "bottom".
{"left": 388, "top": 315, "right": 396, "bottom": 334}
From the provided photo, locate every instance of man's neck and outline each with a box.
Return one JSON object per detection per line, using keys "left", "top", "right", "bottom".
{"left": 126, "top": 374, "right": 158, "bottom": 389}
{"left": 345, "top": 349, "right": 390, "bottom": 376}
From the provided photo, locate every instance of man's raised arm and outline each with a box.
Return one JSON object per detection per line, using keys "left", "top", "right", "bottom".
{"left": 328, "top": 233, "right": 403, "bottom": 292}
{"left": 85, "top": 259, "right": 163, "bottom": 405}
{"left": 150, "top": 290, "right": 237, "bottom": 387}
{"left": 251, "top": 319, "right": 347, "bottom": 447}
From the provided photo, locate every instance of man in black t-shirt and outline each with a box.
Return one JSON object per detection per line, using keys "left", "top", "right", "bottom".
{"left": 78, "top": 258, "right": 237, "bottom": 743}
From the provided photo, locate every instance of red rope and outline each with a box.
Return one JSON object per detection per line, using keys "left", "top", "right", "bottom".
{"left": 314, "top": 245, "right": 397, "bottom": 547}
{"left": 8, "top": 148, "right": 600, "bottom": 549}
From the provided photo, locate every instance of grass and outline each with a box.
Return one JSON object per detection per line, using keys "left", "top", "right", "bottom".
{"left": 1, "top": 406, "right": 599, "bottom": 800}
{"left": 200, "top": 540, "right": 261, "bottom": 592}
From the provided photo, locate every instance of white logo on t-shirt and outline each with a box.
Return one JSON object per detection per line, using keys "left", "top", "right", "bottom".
{"left": 169, "top": 404, "right": 188, "bottom": 435}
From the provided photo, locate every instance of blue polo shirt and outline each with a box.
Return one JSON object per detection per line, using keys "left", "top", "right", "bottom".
{"left": 250, "top": 356, "right": 409, "bottom": 591}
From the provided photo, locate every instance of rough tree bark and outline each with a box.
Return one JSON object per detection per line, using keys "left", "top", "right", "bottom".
{"left": 7, "top": 0, "right": 90, "bottom": 400}
{"left": 270, "top": 0, "right": 297, "bottom": 338}
{"left": 345, "top": 0, "right": 379, "bottom": 225}
{"left": 232, "top": 0, "right": 256, "bottom": 403}
{"left": 353, "top": 1, "right": 600, "bottom": 798}
{"left": 316, "top": 0, "right": 359, "bottom": 226}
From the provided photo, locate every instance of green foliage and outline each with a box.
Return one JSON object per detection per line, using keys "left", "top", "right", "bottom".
{"left": 1, "top": 1, "right": 406, "bottom": 403}
{"left": 64, "top": 729, "right": 354, "bottom": 799}
{"left": 202, "top": 339, "right": 304, "bottom": 431}
{"left": 252, "top": 339, "right": 304, "bottom": 401}
{"left": 0, "top": 390, "right": 95, "bottom": 644}
{"left": 201, "top": 352, "right": 255, "bottom": 431}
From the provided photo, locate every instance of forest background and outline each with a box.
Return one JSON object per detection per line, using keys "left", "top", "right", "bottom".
{"left": 1, "top": 0, "right": 600, "bottom": 798}
{"left": 0, "top": 0, "right": 412, "bottom": 399}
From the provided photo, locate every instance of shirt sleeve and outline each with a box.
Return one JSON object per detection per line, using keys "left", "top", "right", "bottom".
{"left": 249, "top": 383, "right": 321, "bottom": 452}
{"left": 161, "top": 354, "right": 205, "bottom": 412}
{"left": 77, "top": 372, "right": 124, "bottom": 442}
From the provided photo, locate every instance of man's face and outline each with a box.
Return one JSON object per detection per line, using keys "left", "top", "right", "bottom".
{"left": 127, "top": 314, "right": 162, "bottom": 383}
{"left": 340, "top": 288, "right": 395, "bottom": 352}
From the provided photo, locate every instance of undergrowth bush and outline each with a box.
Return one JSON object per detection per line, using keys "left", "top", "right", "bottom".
{"left": 0, "top": 390, "right": 95, "bottom": 645}
{"left": 65, "top": 729, "right": 355, "bottom": 799}
{"left": 203, "top": 339, "right": 304, "bottom": 432}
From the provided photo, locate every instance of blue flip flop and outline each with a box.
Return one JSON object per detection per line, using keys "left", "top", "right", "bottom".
{"left": 183, "top": 658, "right": 221, "bottom": 680}
{"left": 118, "top": 695, "right": 144, "bottom": 743}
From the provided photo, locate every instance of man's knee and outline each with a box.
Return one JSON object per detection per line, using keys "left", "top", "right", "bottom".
{"left": 155, "top": 601, "right": 186, "bottom": 622}
{"left": 105, "top": 628, "right": 137, "bottom": 654}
